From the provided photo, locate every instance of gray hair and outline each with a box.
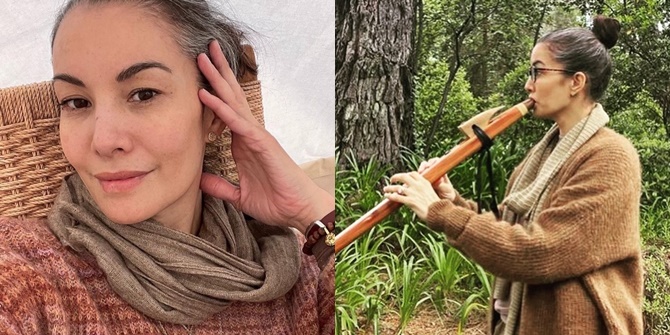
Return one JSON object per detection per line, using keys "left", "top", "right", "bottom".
{"left": 539, "top": 15, "right": 621, "bottom": 101}
{"left": 51, "top": 0, "right": 257, "bottom": 88}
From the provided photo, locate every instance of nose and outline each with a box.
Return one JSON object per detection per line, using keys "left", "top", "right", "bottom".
{"left": 524, "top": 76, "right": 534, "bottom": 93}
{"left": 91, "top": 105, "right": 133, "bottom": 157}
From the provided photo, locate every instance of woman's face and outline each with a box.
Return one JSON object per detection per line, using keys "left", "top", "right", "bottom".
{"left": 524, "top": 43, "right": 574, "bottom": 119}
{"left": 52, "top": 3, "right": 218, "bottom": 227}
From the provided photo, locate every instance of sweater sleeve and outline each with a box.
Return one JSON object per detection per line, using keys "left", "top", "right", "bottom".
{"left": 424, "top": 141, "right": 641, "bottom": 285}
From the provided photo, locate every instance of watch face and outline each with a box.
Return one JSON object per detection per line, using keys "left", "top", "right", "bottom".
{"left": 325, "top": 233, "right": 335, "bottom": 246}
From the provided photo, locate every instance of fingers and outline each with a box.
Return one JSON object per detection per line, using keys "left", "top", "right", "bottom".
{"left": 208, "top": 40, "right": 240, "bottom": 94}
{"left": 197, "top": 41, "right": 257, "bottom": 124}
{"left": 383, "top": 184, "right": 405, "bottom": 195}
{"left": 200, "top": 172, "right": 241, "bottom": 206}
{"left": 198, "top": 53, "right": 235, "bottom": 103}
{"left": 387, "top": 172, "right": 433, "bottom": 198}
{"left": 383, "top": 174, "right": 439, "bottom": 221}
{"left": 418, "top": 157, "right": 441, "bottom": 173}
{"left": 383, "top": 184, "right": 411, "bottom": 207}
{"left": 418, "top": 161, "right": 428, "bottom": 173}
{"left": 199, "top": 89, "right": 256, "bottom": 137}
{"left": 389, "top": 171, "right": 424, "bottom": 184}
{"left": 384, "top": 191, "right": 409, "bottom": 205}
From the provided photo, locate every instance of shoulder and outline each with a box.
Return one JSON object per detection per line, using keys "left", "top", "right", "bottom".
{"left": 0, "top": 217, "right": 60, "bottom": 266}
{"left": 0, "top": 217, "right": 100, "bottom": 309}
{"left": 0, "top": 215, "right": 89, "bottom": 280}
{"left": 560, "top": 127, "right": 641, "bottom": 193}
{"left": 0, "top": 217, "right": 79, "bottom": 268}
{"left": 571, "top": 127, "right": 640, "bottom": 172}
{"left": 587, "top": 127, "right": 638, "bottom": 156}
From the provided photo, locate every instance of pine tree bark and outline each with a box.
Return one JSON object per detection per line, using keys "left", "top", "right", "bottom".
{"left": 336, "top": 0, "right": 415, "bottom": 169}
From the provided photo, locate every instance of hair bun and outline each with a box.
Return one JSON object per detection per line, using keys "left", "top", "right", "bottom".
{"left": 592, "top": 15, "right": 621, "bottom": 49}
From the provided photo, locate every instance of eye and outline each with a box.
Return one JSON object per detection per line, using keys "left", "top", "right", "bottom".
{"left": 59, "top": 98, "right": 91, "bottom": 110}
{"left": 129, "top": 89, "right": 159, "bottom": 102}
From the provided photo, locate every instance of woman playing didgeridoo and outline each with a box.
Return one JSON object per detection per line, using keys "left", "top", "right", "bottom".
{"left": 384, "top": 15, "right": 642, "bottom": 335}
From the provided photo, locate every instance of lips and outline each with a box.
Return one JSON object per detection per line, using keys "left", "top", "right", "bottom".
{"left": 94, "top": 171, "right": 150, "bottom": 193}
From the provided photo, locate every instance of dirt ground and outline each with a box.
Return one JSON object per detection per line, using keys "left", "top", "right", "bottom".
{"left": 358, "top": 307, "right": 488, "bottom": 335}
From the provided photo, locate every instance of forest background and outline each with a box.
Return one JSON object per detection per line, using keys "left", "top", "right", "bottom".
{"left": 335, "top": 0, "right": 670, "bottom": 334}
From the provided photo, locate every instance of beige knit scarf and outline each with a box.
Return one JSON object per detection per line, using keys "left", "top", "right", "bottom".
{"left": 493, "top": 104, "right": 609, "bottom": 335}
{"left": 48, "top": 173, "right": 301, "bottom": 325}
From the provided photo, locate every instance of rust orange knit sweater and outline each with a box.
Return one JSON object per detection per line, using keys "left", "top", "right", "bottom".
{"left": 426, "top": 128, "right": 643, "bottom": 335}
{"left": 0, "top": 217, "right": 334, "bottom": 334}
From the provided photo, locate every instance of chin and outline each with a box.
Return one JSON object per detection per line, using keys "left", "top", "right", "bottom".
{"left": 532, "top": 106, "right": 550, "bottom": 119}
{"left": 94, "top": 196, "right": 156, "bottom": 225}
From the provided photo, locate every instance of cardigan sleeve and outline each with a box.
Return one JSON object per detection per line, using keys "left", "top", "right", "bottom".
{"left": 424, "top": 138, "right": 642, "bottom": 285}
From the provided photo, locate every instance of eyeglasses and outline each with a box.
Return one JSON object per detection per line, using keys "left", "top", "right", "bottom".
{"left": 528, "top": 65, "right": 577, "bottom": 82}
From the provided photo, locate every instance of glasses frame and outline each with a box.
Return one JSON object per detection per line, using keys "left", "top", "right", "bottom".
{"left": 528, "top": 65, "right": 577, "bottom": 82}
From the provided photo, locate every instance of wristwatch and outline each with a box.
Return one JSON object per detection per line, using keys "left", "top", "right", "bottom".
{"left": 302, "top": 210, "right": 336, "bottom": 255}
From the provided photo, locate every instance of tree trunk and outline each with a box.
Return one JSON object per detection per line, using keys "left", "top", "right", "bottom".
{"left": 336, "top": 0, "right": 415, "bottom": 169}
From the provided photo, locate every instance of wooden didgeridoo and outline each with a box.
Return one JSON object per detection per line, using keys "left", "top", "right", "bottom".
{"left": 335, "top": 99, "right": 535, "bottom": 253}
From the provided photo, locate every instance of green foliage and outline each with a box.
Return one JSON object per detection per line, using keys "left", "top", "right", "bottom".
{"left": 414, "top": 66, "right": 479, "bottom": 153}
{"left": 610, "top": 90, "right": 670, "bottom": 206}
{"left": 642, "top": 245, "right": 670, "bottom": 335}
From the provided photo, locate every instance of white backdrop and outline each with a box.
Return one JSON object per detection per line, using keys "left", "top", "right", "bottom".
{"left": 0, "top": 0, "right": 334, "bottom": 165}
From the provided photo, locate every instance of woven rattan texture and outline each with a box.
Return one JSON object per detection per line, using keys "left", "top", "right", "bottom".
{"left": 0, "top": 80, "right": 265, "bottom": 219}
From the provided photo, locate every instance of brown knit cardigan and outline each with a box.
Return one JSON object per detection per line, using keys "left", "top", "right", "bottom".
{"left": 0, "top": 217, "right": 334, "bottom": 334}
{"left": 425, "top": 128, "right": 643, "bottom": 335}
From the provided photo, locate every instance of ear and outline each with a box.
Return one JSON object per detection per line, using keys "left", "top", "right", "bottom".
{"left": 570, "top": 72, "right": 588, "bottom": 96}
{"left": 203, "top": 106, "right": 227, "bottom": 136}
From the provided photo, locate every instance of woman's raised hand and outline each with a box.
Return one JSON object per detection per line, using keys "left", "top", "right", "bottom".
{"left": 196, "top": 40, "right": 332, "bottom": 233}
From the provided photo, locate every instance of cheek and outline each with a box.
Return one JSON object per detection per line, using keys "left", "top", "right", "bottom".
{"left": 59, "top": 119, "right": 88, "bottom": 168}
{"left": 150, "top": 108, "right": 207, "bottom": 167}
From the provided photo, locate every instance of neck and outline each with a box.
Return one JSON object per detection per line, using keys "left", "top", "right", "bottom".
{"left": 152, "top": 189, "right": 203, "bottom": 235}
{"left": 555, "top": 98, "right": 596, "bottom": 137}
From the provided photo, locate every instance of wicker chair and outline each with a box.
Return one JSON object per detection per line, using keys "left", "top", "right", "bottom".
{"left": 0, "top": 49, "right": 265, "bottom": 220}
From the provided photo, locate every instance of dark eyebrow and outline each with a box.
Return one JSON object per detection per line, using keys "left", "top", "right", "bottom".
{"left": 532, "top": 60, "right": 545, "bottom": 66}
{"left": 52, "top": 61, "right": 172, "bottom": 87}
{"left": 116, "top": 62, "right": 172, "bottom": 82}
{"left": 53, "top": 73, "right": 86, "bottom": 87}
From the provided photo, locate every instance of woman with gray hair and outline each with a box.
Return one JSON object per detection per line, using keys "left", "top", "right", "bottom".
{"left": 0, "top": 0, "right": 333, "bottom": 334}
{"left": 384, "top": 15, "right": 643, "bottom": 335}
